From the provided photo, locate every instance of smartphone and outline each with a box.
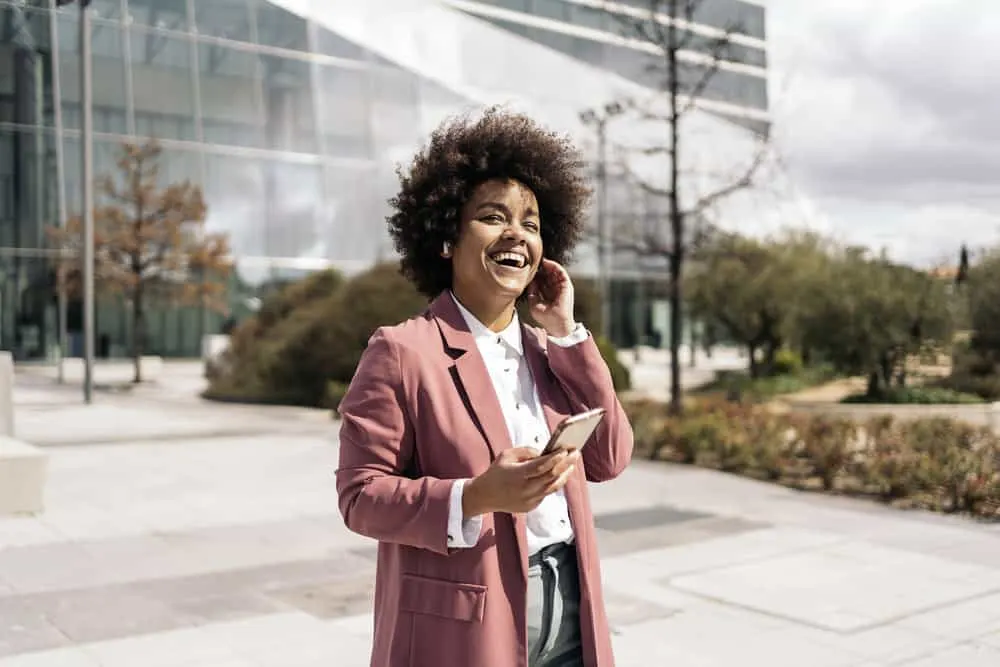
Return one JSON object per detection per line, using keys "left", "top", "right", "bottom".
{"left": 541, "top": 407, "right": 606, "bottom": 456}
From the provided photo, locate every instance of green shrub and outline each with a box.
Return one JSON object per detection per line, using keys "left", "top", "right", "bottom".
{"left": 771, "top": 348, "right": 804, "bottom": 376}
{"left": 324, "top": 381, "right": 350, "bottom": 412}
{"left": 699, "top": 364, "right": 836, "bottom": 401}
{"left": 620, "top": 396, "right": 1000, "bottom": 518}
{"left": 207, "top": 263, "right": 426, "bottom": 408}
{"left": 841, "top": 386, "right": 985, "bottom": 404}
{"left": 595, "top": 336, "right": 631, "bottom": 392}
{"left": 800, "top": 415, "right": 857, "bottom": 490}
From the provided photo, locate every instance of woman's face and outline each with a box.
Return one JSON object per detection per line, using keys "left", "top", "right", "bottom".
{"left": 450, "top": 178, "right": 543, "bottom": 300}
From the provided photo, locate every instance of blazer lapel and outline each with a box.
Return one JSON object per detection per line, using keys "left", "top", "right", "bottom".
{"left": 429, "top": 293, "right": 513, "bottom": 461}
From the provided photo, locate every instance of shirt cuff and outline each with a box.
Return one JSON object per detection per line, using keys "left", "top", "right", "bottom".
{"left": 447, "top": 479, "right": 484, "bottom": 549}
{"left": 547, "top": 322, "right": 589, "bottom": 347}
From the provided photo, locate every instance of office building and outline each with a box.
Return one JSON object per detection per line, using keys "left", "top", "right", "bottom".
{"left": 0, "top": 0, "right": 769, "bottom": 359}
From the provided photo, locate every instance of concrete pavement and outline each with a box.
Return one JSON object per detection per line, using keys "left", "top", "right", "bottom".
{"left": 0, "top": 362, "right": 998, "bottom": 666}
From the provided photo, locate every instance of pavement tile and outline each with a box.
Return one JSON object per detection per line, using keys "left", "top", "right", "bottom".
{"left": 899, "top": 641, "right": 1000, "bottom": 667}
{"left": 668, "top": 540, "right": 1000, "bottom": 632}
{"left": 781, "top": 623, "right": 960, "bottom": 664}
{"left": 895, "top": 591, "right": 1000, "bottom": 642}
{"left": 0, "top": 647, "right": 101, "bottom": 667}
{"left": 0, "top": 599, "right": 72, "bottom": 658}
{"left": 80, "top": 626, "right": 243, "bottom": 667}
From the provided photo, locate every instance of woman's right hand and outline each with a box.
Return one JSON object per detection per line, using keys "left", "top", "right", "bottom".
{"left": 462, "top": 447, "right": 579, "bottom": 517}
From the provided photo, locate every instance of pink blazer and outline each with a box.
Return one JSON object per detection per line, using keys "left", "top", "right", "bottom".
{"left": 336, "top": 292, "right": 634, "bottom": 667}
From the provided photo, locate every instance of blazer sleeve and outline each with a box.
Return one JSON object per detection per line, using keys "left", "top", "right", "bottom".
{"left": 547, "top": 332, "right": 633, "bottom": 483}
{"left": 335, "top": 328, "right": 453, "bottom": 555}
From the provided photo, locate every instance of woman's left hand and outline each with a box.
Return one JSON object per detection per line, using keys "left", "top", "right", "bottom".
{"left": 527, "top": 259, "right": 576, "bottom": 338}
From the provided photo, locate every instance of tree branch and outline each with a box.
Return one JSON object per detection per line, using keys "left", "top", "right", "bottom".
{"left": 684, "top": 146, "right": 769, "bottom": 219}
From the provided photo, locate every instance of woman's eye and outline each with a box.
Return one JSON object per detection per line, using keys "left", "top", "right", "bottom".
{"left": 524, "top": 221, "right": 539, "bottom": 232}
{"left": 483, "top": 214, "right": 504, "bottom": 223}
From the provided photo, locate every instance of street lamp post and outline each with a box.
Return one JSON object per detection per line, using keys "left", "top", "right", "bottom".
{"left": 57, "top": 0, "right": 94, "bottom": 402}
{"left": 580, "top": 101, "right": 625, "bottom": 342}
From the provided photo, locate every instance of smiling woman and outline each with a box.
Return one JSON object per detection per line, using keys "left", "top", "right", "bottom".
{"left": 335, "top": 108, "right": 634, "bottom": 667}
{"left": 386, "top": 107, "right": 590, "bottom": 300}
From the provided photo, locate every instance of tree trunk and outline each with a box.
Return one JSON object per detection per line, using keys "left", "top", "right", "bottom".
{"left": 666, "top": 0, "right": 683, "bottom": 416}
{"left": 132, "top": 290, "right": 144, "bottom": 384}
{"left": 764, "top": 341, "right": 778, "bottom": 376}
{"left": 748, "top": 343, "right": 759, "bottom": 379}
{"left": 689, "top": 325, "right": 697, "bottom": 368}
{"left": 866, "top": 371, "right": 880, "bottom": 397}
{"left": 668, "top": 253, "right": 683, "bottom": 415}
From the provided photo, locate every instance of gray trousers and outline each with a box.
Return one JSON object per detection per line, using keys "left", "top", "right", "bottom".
{"left": 526, "top": 542, "right": 584, "bottom": 667}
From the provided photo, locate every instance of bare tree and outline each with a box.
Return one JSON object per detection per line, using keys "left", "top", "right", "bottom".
{"left": 49, "top": 140, "right": 232, "bottom": 383}
{"left": 596, "top": 0, "right": 771, "bottom": 414}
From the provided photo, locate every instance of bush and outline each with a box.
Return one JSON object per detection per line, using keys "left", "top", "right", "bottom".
{"left": 207, "top": 263, "right": 427, "bottom": 407}
{"left": 699, "top": 364, "right": 837, "bottom": 401}
{"left": 842, "top": 386, "right": 985, "bottom": 404}
{"left": 324, "top": 381, "right": 350, "bottom": 412}
{"left": 596, "top": 336, "right": 631, "bottom": 392}
{"left": 771, "top": 348, "right": 804, "bottom": 376}
{"left": 799, "top": 415, "right": 857, "bottom": 490}
{"left": 619, "top": 397, "right": 1000, "bottom": 519}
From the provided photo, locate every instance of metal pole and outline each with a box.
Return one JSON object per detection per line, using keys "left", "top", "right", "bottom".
{"left": 80, "top": 2, "right": 95, "bottom": 404}
{"left": 597, "top": 119, "right": 610, "bottom": 341}
{"left": 49, "top": 0, "right": 69, "bottom": 383}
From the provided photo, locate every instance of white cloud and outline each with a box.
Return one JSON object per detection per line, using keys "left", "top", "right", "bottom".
{"left": 763, "top": 0, "right": 1000, "bottom": 263}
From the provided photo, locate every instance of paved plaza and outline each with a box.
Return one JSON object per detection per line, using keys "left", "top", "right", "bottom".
{"left": 1, "top": 362, "right": 999, "bottom": 666}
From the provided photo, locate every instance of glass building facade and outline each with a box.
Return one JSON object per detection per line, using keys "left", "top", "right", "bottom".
{"left": 0, "top": 0, "right": 768, "bottom": 359}
{"left": 449, "top": 0, "right": 770, "bottom": 136}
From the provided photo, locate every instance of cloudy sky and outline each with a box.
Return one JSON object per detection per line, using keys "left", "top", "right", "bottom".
{"left": 765, "top": 0, "right": 999, "bottom": 266}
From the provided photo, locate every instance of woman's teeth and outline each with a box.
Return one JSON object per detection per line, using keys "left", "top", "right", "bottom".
{"left": 491, "top": 252, "right": 527, "bottom": 268}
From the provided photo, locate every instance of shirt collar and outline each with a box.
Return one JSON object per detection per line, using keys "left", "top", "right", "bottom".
{"left": 450, "top": 291, "right": 523, "bottom": 356}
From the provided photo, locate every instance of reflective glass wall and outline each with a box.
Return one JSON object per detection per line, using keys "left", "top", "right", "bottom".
{"left": 0, "top": 0, "right": 475, "bottom": 359}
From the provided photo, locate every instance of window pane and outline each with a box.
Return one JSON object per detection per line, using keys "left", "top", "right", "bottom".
{"left": 369, "top": 67, "right": 420, "bottom": 157}
{"left": 60, "top": 136, "right": 122, "bottom": 215}
{"left": 129, "top": 27, "right": 197, "bottom": 140}
{"left": 259, "top": 55, "right": 316, "bottom": 153}
{"left": 3, "top": 6, "right": 56, "bottom": 128}
{"left": 198, "top": 43, "right": 264, "bottom": 147}
{"left": 317, "top": 64, "right": 370, "bottom": 159}
{"left": 567, "top": 4, "right": 608, "bottom": 32}
{"left": 192, "top": 0, "right": 253, "bottom": 43}
{"left": 314, "top": 24, "right": 367, "bottom": 61}
{"left": 57, "top": 12, "right": 128, "bottom": 134}
{"left": 325, "top": 164, "right": 383, "bottom": 264}
{"left": 251, "top": 0, "right": 308, "bottom": 52}
{"left": 125, "top": 0, "right": 190, "bottom": 32}
{"left": 204, "top": 152, "right": 265, "bottom": 256}
{"left": 261, "top": 162, "right": 322, "bottom": 259}
{"left": 56, "top": 0, "right": 120, "bottom": 22}
{"left": 0, "top": 126, "right": 59, "bottom": 250}
{"left": 531, "top": 0, "right": 568, "bottom": 22}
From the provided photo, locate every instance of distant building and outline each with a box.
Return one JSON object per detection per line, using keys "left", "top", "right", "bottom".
{"left": 0, "top": 0, "right": 769, "bottom": 359}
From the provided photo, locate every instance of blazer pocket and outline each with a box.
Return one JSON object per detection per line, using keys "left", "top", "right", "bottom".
{"left": 399, "top": 573, "right": 487, "bottom": 623}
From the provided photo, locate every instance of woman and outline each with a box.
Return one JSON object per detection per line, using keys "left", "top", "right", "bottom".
{"left": 336, "top": 108, "right": 633, "bottom": 667}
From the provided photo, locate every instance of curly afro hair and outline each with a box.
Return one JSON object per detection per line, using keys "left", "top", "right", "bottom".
{"left": 387, "top": 107, "right": 591, "bottom": 298}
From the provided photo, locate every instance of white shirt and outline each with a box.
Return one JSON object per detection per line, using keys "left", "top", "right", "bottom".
{"left": 446, "top": 292, "right": 590, "bottom": 555}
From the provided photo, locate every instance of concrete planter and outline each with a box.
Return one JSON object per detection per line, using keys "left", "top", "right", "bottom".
{"left": 0, "top": 437, "right": 47, "bottom": 515}
{"left": 0, "top": 352, "right": 48, "bottom": 516}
